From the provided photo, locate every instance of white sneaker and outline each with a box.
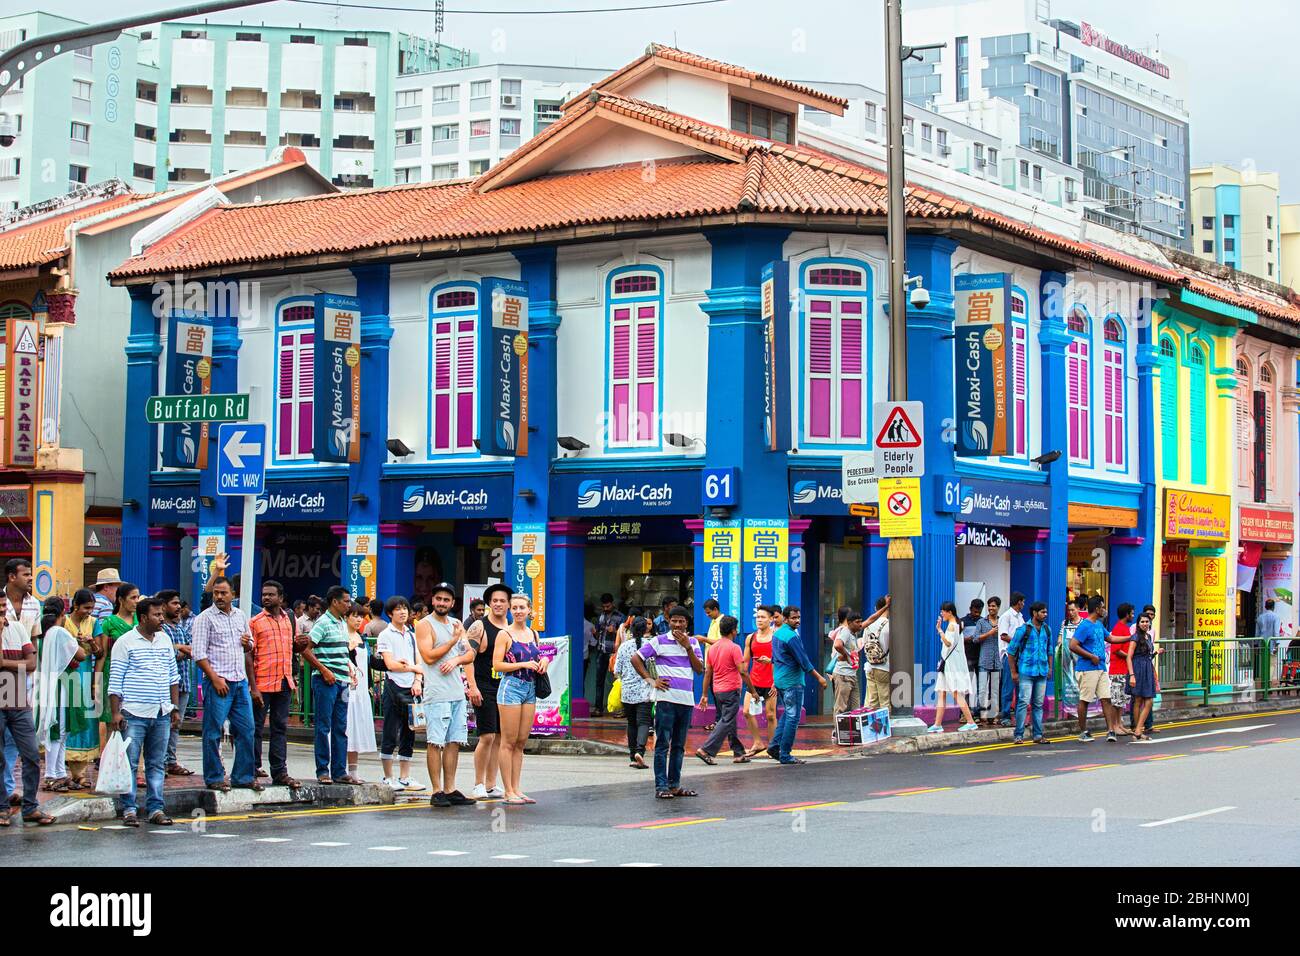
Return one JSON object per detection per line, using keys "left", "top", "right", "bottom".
{"left": 472, "top": 784, "right": 488, "bottom": 799}
{"left": 383, "top": 777, "right": 405, "bottom": 791}
{"left": 486, "top": 787, "right": 505, "bottom": 799}
{"left": 399, "top": 778, "right": 425, "bottom": 792}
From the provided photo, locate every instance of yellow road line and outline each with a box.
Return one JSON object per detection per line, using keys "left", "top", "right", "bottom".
{"left": 990, "top": 774, "right": 1042, "bottom": 783}
{"left": 1145, "top": 753, "right": 1186, "bottom": 761}
{"left": 1068, "top": 763, "right": 1119, "bottom": 772}
{"left": 199, "top": 800, "right": 430, "bottom": 824}
{"left": 777, "top": 802, "right": 845, "bottom": 811}
{"left": 642, "top": 817, "right": 726, "bottom": 830}
{"left": 889, "top": 786, "right": 954, "bottom": 796}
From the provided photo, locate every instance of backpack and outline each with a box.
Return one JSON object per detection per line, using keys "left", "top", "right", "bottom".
{"left": 863, "top": 621, "right": 888, "bottom": 666}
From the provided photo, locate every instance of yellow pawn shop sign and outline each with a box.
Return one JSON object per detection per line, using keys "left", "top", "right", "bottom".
{"left": 878, "top": 477, "right": 922, "bottom": 538}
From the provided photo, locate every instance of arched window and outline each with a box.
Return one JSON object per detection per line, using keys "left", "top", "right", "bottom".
{"left": 1236, "top": 356, "right": 1253, "bottom": 487}
{"left": 275, "top": 300, "right": 315, "bottom": 460}
{"left": 803, "top": 262, "right": 870, "bottom": 445}
{"left": 1188, "top": 343, "right": 1207, "bottom": 485}
{"left": 1259, "top": 362, "right": 1276, "bottom": 493}
{"left": 428, "top": 284, "right": 478, "bottom": 456}
{"left": 1101, "top": 316, "right": 1125, "bottom": 468}
{"left": 1066, "top": 306, "right": 1091, "bottom": 464}
{"left": 1158, "top": 334, "right": 1178, "bottom": 480}
{"left": 1009, "top": 290, "right": 1028, "bottom": 457}
{"left": 606, "top": 268, "right": 662, "bottom": 448}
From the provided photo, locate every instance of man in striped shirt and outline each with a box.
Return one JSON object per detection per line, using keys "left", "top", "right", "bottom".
{"left": 633, "top": 606, "right": 705, "bottom": 800}
{"left": 108, "top": 597, "right": 179, "bottom": 826}
{"left": 191, "top": 577, "right": 260, "bottom": 793}
{"left": 302, "top": 586, "right": 357, "bottom": 785}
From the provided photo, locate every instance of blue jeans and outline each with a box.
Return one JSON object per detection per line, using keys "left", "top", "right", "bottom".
{"left": 118, "top": 713, "right": 171, "bottom": 817}
{"left": 0, "top": 710, "right": 39, "bottom": 815}
{"left": 774, "top": 686, "right": 804, "bottom": 761}
{"left": 311, "top": 674, "right": 350, "bottom": 781}
{"left": 999, "top": 656, "right": 1014, "bottom": 719}
{"left": 1015, "top": 676, "right": 1048, "bottom": 741}
{"left": 2, "top": 727, "right": 15, "bottom": 796}
{"left": 652, "top": 702, "right": 693, "bottom": 792}
{"left": 200, "top": 675, "right": 257, "bottom": 787}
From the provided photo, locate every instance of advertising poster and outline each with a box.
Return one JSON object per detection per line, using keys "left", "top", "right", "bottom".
{"left": 760, "top": 260, "right": 791, "bottom": 453}
{"left": 1260, "top": 556, "right": 1295, "bottom": 634}
{"left": 312, "top": 294, "right": 361, "bottom": 463}
{"left": 195, "top": 527, "right": 226, "bottom": 591}
{"left": 953, "top": 273, "right": 1012, "bottom": 457}
{"left": 703, "top": 518, "right": 742, "bottom": 618}
{"left": 345, "top": 524, "right": 379, "bottom": 601}
{"left": 478, "top": 277, "right": 530, "bottom": 457}
{"left": 161, "top": 312, "right": 212, "bottom": 469}
{"left": 743, "top": 519, "right": 789, "bottom": 632}
{"left": 533, "top": 636, "right": 570, "bottom": 735}
{"left": 1164, "top": 489, "right": 1230, "bottom": 541}
{"left": 510, "top": 521, "right": 546, "bottom": 630}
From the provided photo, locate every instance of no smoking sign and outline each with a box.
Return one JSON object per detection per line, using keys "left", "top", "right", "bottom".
{"left": 878, "top": 477, "right": 922, "bottom": 538}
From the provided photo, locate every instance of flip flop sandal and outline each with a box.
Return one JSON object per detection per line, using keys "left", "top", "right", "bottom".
{"left": 148, "top": 812, "right": 174, "bottom": 826}
{"left": 671, "top": 788, "right": 699, "bottom": 797}
{"left": 121, "top": 813, "right": 140, "bottom": 828}
{"left": 702, "top": 722, "right": 716, "bottom": 731}
{"left": 317, "top": 777, "right": 334, "bottom": 785}
{"left": 655, "top": 790, "right": 675, "bottom": 799}
{"left": 0, "top": 814, "right": 9, "bottom": 827}
{"left": 732, "top": 755, "right": 752, "bottom": 763}
{"left": 232, "top": 781, "right": 265, "bottom": 793}
{"left": 504, "top": 798, "right": 529, "bottom": 805}
{"left": 206, "top": 782, "right": 232, "bottom": 793}
{"left": 695, "top": 752, "right": 717, "bottom": 766}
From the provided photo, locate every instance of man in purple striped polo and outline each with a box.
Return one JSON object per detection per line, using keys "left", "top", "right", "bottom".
{"left": 632, "top": 606, "right": 705, "bottom": 800}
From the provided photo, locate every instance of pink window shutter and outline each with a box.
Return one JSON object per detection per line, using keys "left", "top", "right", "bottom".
{"left": 1067, "top": 348, "right": 1081, "bottom": 459}
{"left": 296, "top": 332, "right": 314, "bottom": 455}
{"left": 635, "top": 316, "right": 656, "bottom": 442}
{"left": 432, "top": 327, "right": 451, "bottom": 452}
{"left": 611, "top": 319, "right": 631, "bottom": 442}
{"left": 456, "top": 319, "right": 475, "bottom": 450}
{"left": 839, "top": 315, "right": 862, "bottom": 439}
{"left": 808, "top": 306, "right": 833, "bottom": 439}
{"left": 1014, "top": 328, "right": 1027, "bottom": 455}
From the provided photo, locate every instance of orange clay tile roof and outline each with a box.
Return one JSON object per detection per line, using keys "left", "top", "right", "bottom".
{"left": 0, "top": 193, "right": 146, "bottom": 272}
{"left": 560, "top": 44, "right": 849, "bottom": 113}
{"left": 106, "top": 109, "right": 1300, "bottom": 328}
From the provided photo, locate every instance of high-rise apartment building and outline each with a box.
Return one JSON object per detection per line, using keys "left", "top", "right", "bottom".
{"left": 901, "top": 0, "right": 1191, "bottom": 248}
{"left": 1190, "top": 164, "right": 1282, "bottom": 281}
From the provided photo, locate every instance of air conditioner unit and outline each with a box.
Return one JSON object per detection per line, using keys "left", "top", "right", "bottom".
{"left": 975, "top": 158, "right": 987, "bottom": 168}
{"left": 939, "top": 144, "right": 951, "bottom": 157}
{"left": 500, "top": 95, "right": 518, "bottom": 108}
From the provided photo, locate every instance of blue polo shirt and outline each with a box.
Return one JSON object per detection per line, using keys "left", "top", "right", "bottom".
{"left": 1073, "top": 618, "right": 1107, "bottom": 672}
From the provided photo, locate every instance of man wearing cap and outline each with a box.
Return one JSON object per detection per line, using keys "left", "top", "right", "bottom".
{"left": 415, "top": 582, "right": 476, "bottom": 808}
{"left": 464, "top": 582, "right": 510, "bottom": 800}
{"left": 91, "top": 568, "right": 121, "bottom": 623}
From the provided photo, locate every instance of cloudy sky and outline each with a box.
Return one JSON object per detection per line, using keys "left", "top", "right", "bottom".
{"left": 35, "top": 0, "right": 1300, "bottom": 199}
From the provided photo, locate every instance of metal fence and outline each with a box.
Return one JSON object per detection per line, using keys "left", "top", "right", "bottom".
{"left": 1051, "top": 637, "right": 1300, "bottom": 720}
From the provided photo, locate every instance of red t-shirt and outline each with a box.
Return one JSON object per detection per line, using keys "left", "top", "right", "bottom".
{"left": 709, "top": 638, "right": 745, "bottom": 693}
{"left": 1108, "top": 620, "right": 1132, "bottom": 675}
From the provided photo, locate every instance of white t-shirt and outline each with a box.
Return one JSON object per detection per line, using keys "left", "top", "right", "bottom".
{"left": 376, "top": 623, "right": 419, "bottom": 689}
{"left": 997, "top": 608, "right": 1024, "bottom": 660}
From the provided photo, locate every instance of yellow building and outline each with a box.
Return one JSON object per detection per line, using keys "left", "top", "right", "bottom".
{"left": 1190, "top": 164, "right": 1282, "bottom": 283}
{"left": 1281, "top": 203, "right": 1300, "bottom": 291}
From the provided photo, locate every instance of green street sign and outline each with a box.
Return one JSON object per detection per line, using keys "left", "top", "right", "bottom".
{"left": 145, "top": 393, "right": 250, "bottom": 424}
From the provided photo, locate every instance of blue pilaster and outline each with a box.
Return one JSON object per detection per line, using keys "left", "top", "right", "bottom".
{"left": 123, "top": 285, "right": 162, "bottom": 588}
{"left": 146, "top": 527, "right": 183, "bottom": 593}
{"left": 1010, "top": 529, "right": 1051, "bottom": 603}
{"left": 905, "top": 235, "right": 958, "bottom": 690}
{"left": 863, "top": 530, "right": 889, "bottom": 606}
{"left": 1040, "top": 270, "right": 1071, "bottom": 628}
{"left": 548, "top": 521, "right": 588, "bottom": 713}
{"left": 1113, "top": 293, "right": 1160, "bottom": 605}
{"left": 378, "top": 522, "right": 419, "bottom": 602}
{"left": 348, "top": 265, "right": 391, "bottom": 585}
{"left": 194, "top": 283, "right": 240, "bottom": 598}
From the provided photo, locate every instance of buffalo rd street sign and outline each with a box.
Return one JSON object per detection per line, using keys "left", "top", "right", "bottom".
{"left": 873, "top": 401, "right": 925, "bottom": 477}
{"left": 878, "top": 477, "right": 922, "bottom": 538}
{"left": 146, "top": 393, "right": 250, "bottom": 424}
{"left": 216, "top": 422, "right": 266, "bottom": 496}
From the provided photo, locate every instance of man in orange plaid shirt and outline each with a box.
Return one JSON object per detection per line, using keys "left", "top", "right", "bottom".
{"left": 249, "top": 580, "right": 300, "bottom": 787}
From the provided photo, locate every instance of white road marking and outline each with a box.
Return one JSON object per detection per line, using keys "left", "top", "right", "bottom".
{"left": 255, "top": 837, "right": 292, "bottom": 843}
{"left": 101, "top": 825, "right": 130, "bottom": 830}
{"left": 428, "top": 850, "right": 468, "bottom": 856}
{"left": 203, "top": 833, "right": 239, "bottom": 839}
{"left": 492, "top": 854, "right": 528, "bottom": 860}
{"left": 553, "top": 858, "right": 595, "bottom": 864}
{"left": 619, "top": 862, "right": 662, "bottom": 867}
{"left": 1131, "top": 724, "right": 1273, "bottom": 744}
{"left": 368, "top": 845, "right": 407, "bottom": 852}
{"left": 311, "top": 841, "right": 350, "bottom": 847}
{"left": 149, "top": 829, "right": 184, "bottom": 834}
{"left": 1140, "top": 806, "right": 1237, "bottom": 828}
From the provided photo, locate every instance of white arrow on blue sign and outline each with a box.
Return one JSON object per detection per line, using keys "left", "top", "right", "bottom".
{"left": 216, "top": 422, "right": 267, "bottom": 497}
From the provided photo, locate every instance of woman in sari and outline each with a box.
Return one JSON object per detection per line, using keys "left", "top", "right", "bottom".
{"left": 97, "top": 583, "right": 139, "bottom": 743}
{"left": 36, "top": 595, "right": 97, "bottom": 791}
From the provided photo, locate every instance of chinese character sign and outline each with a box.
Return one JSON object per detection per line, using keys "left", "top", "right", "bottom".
{"left": 162, "top": 313, "right": 213, "bottom": 469}
{"left": 313, "top": 294, "right": 362, "bottom": 464}
{"left": 4, "top": 317, "right": 40, "bottom": 468}
{"left": 195, "top": 527, "right": 226, "bottom": 593}
{"left": 953, "top": 273, "right": 1013, "bottom": 457}
{"left": 760, "top": 261, "right": 791, "bottom": 453}
{"left": 703, "top": 518, "right": 742, "bottom": 619}
{"left": 479, "top": 278, "right": 530, "bottom": 458}
{"left": 510, "top": 521, "right": 546, "bottom": 630}
{"left": 742, "top": 519, "right": 789, "bottom": 632}
{"left": 345, "top": 524, "right": 379, "bottom": 600}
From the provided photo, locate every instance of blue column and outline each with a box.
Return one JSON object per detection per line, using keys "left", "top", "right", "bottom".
{"left": 378, "top": 522, "right": 419, "bottom": 600}
{"left": 1040, "top": 270, "right": 1071, "bottom": 630}
{"left": 146, "top": 527, "right": 183, "bottom": 593}
{"left": 1010, "top": 529, "right": 1051, "bottom": 603}
{"left": 863, "top": 529, "right": 889, "bottom": 606}
{"left": 123, "top": 286, "right": 162, "bottom": 587}
{"left": 791, "top": 519, "right": 822, "bottom": 711}
{"left": 347, "top": 265, "right": 391, "bottom": 579}
{"left": 1115, "top": 294, "right": 1160, "bottom": 607}
{"left": 194, "top": 282, "right": 240, "bottom": 597}
{"left": 904, "top": 236, "right": 958, "bottom": 692}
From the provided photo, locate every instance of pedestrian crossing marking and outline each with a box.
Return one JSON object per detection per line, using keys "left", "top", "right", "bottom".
{"left": 311, "top": 841, "right": 350, "bottom": 846}
{"left": 492, "top": 854, "right": 529, "bottom": 860}
{"left": 367, "top": 845, "right": 407, "bottom": 851}
{"left": 619, "top": 862, "right": 662, "bottom": 867}
{"left": 255, "top": 837, "right": 292, "bottom": 842}
{"left": 202, "top": 833, "right": 239, "bottom": 838}
{"left": 553, "top": 858, "right": 596, "bottom": 864}
{"left": 428, "top": 850, "right": 468, "bottom": 856}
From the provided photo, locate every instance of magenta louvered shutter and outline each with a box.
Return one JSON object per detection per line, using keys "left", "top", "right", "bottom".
{"left": 1103, "top": 346, "right": 1124, "bottom": 466}
{"left": 456, "top": 318, "right": 476, "bottom": 450}
{"left": 839, "top": 302, "right": 863, "bottom": 439}
{"left": 432, "top": 320, "right": 452, "bottom": 452}
{"left": 296, "top": 332, "right": 314, "bottom": 456}
{"left": 1067, "top": 345, "right": 1081, "bottom": 461}
{"left": 807, "top": 300, "right": 833, "bottom": 440}
{"left": 277, "top": 333, "right": 294, "bottom": 456}
{"left": 1013, "top": 325, "right": 1027, "bottom": 456}
{"left": 611, "top": 309, "right": 632, "bottom": 444}
{"left": 635, "top": 306, "right": 657, "bottom": 442}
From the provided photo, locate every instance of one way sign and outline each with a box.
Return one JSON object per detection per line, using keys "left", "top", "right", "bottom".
{"left": 873, "top": 401, "right": 925, "bottom": 478}
{"left": 216, "top": 423, "right": 266, "bottom": 496}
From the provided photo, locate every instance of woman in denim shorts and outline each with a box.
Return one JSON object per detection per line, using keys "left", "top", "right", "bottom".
{"left": 492, "top": 594, "right": 549, "bottom": 805}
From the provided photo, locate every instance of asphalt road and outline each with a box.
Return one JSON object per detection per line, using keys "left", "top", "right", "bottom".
{"left": 7, "top": 706, "right": 1300, "bottom": 866}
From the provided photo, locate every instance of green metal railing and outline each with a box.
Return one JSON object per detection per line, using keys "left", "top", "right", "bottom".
{"left": 1050, "top": 636, "right": 1300, "bottom": 720}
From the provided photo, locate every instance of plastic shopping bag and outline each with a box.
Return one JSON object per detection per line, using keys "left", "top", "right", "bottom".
{"left": 95, "top": 731, "right": 134, "bottom": 795}
{"left": 606, "top": 679, "right": 623, "bottom": 716}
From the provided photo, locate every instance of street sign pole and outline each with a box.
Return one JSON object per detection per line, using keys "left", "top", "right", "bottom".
{"left": 239, "top": 494, "right": 256, "bottom": 617}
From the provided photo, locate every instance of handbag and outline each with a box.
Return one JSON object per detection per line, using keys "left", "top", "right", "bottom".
{"left": 408, "top": 694, "right": 426, "bottom": 731}
{"left": 534, "top": 670, "right": 552, "bottom": 700}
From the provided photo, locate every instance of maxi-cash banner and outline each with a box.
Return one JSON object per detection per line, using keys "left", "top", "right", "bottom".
{"left": 761, "top": 261, "right": 791, "bottom": 453}
{"left": 478, "top": 277, "right": 529, "bottom": 457}
{"left": 162, "top": 312, "right": 212, "bottom": 469}
{"left": 743, "top": 519, "right": 789, "bottom": 632}
{"left": 510, "top": 521, "right": 546, "bottom": 630}
{"left": 954, "top": 273, "right": 1013, "bottom": 457}
{"left": 703, "top": 518, "right": 742, "bottom": 619}
{"left": 345, "top": 524, "right": 378, "bottom": 601}
{"left": 312, "top": 294, "right": 361, "bottom": 463}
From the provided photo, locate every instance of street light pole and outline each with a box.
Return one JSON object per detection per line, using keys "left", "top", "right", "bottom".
{"left": 882, "top": 0, "right": 915, "bottom": 717}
